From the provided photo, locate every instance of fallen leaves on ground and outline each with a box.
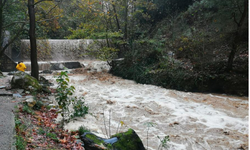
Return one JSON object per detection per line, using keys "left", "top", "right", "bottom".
{"left": 15, "top": 103, "right": 85, "bottom": 150}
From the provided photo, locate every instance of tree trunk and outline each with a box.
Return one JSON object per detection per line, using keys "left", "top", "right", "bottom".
{"left": 227, "top": 34, "right": 238, "bottom": 71}
{"left": 28, "top": 0, "right": 39, "bottom": 79}
{"left": 226, "top": 0, "right": 247, "bottom": 71}
{"left": 112, "top": 2, "right": 120, "bottom": 31}
{"left": 0, "top": 0, "right": 3, "bottom": 53}
{"left": 124, "top": 0, "right": 128, "bottom": 40}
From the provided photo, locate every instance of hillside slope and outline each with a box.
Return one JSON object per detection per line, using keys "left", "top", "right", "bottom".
{"left": 110, "top": 0, "right": 248, "bottom": 96}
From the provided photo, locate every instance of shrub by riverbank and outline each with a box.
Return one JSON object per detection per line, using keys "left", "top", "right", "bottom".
{"left": 110, "top": 57, "right": 248, "bottom": 96}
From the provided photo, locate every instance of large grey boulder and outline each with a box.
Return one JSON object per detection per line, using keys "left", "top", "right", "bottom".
{"left": 11, "top": 71, "right": 42, "bottom": 91}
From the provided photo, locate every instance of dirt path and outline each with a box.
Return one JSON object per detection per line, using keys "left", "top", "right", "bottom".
{"left": 0, "top": 76, "right": 21, "bottom": 150}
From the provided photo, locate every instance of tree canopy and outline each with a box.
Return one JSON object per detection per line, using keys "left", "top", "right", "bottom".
{"left": 0, "top": 0, "right": 248, "bottom": 95}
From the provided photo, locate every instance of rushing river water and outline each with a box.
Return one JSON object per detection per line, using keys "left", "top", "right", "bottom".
{"left": 44, "top": 60, "right": 248, "bottom": 150}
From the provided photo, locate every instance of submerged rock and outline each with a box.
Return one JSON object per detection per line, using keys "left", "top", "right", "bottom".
{"left": 63, "top": 62, "right": 83, "bottom": 69}
{"left": 50, "top": 63, "right": 66, "bottom": 70}
{"left": 11, "top": 71, "right": 42, "bottom": 91}
{"left": 40, "top": 70, "right": 53, "bottom": 74}
{"left": 81, "top": 129, "right": 145, "bottom": 150}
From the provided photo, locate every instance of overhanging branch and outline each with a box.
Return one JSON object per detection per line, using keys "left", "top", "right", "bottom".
{"left": 36, "top": 15, "right": 60, "bottom": 23}
{"left": 3, "top": 21, "right": 27, "bottom": 29}
{"left": 36, "top": 3, "right": 58, "bottom": 21}
{"left": 34, "top": 0, "right": 53, "bottom": 6}
{"left": 0, "top": 22, "right": 26, "bottom": 57}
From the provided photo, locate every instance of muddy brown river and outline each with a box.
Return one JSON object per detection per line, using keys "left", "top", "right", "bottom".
{"left": 44, "top": 61, "right": 248, "bottom": 150}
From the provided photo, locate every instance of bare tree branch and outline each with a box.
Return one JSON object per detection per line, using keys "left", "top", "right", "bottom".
{"left": 34, "top": 0, "right": 53, "bottom": 6}
{"left": 232, "top": 12, "right": 240, "bottom": 26}
{"left": 36, "top": 4, "right": 59, "bottom": 21}
{"left": 3, "top": 21, "right": 28, "bottom": 29}
{"left": 236, "top": 0, "right": 243, "bottom": 14}
{"left": 238, "top": 0, "right": 247, "bottom": 27}
{"left": 46, "top": 3, "right": 58, "bottom": 15}
{"left": 0, "top": 22, "right": 26, "bottom": 57}
{"left": 36, "top": 15, "right": 60, "bottom": 23}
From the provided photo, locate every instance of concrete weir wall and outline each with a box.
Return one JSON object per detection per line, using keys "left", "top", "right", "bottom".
{"left": 20, "top": 39, "right": 105, "bottom": 61}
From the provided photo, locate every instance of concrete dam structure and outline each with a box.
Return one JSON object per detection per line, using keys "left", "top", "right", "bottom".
{"left": 1, "top": 39, "right": 105, "bottom": 71}
{"left": 19, "top": 39, "right": 105, "bottom": 61}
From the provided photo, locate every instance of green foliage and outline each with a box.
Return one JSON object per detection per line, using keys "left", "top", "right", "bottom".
{"left": 55, "top": 71, "right": 75, "bottom": 122}
{"left": 19, "top": 124, "right": 27, "bottom": 132}
{"left": 15, "top": 113, "right": 27, "bottom": 150}
{"left": 157, "top": 135, "right": 170, "bottom": 150}
{"left": 38, "top": 127, "right": 46, "bottom": 135}
{"left": 90, "top": 46, "right": 119, "bottom": 61}
{"left": 137, "top": 0, "right": 194, "bottom": 24}
{"left": 22, "top": 104, "right": 34, "bottom": 114}
{"left": 110, "top": 37, "right": 166, "bottom": 83}
{"left": 78, "top": 126, "right": 90, "bottom": 136}
{"left": 15, "top": 119, "right": 22, "bottom": 126}
{"left": 71, "top": 98, "right": 89, "bottom": 118}
{"left": 85, "top": 134, "right": 103, "bottom": 145}
{"left": 111, "top": 129, "right": 142, "bottom": 150}
{"left": 110, "top": 0, "right": 248, "bottom": 96}
{"left": 55, "top": 71, "right": 89, "bottom": 124}
{"left": 68, "top": 30, "right": 123, "bottom": 39}
{"left": 90, "top": 31, "right": 123, "bottom": 39}
{"left": 67, "top": 28, "right": 89, "bottom": 39}
{"left": 33, "top": 99, "right": 44, "bottom": 110}
{"left": 31, "top": 90, "right": 44, "bottom": 110}
{"left": 15, "top": 135, "right": 26, "bottom": 150}
{"left": 46, "top": 132, "right": 58, "bottom": 141}
{"left": 86, "top": 38, "right": 120, "bottom": 62}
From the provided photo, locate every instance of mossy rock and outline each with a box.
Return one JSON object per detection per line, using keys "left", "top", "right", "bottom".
{"left": 111, "top": 128, "right": 145, "bottom": 150}
{"left": 11, "top": 71, "right": 42, "bottom": 91}
{"left": 81, "top": 132, "right": 107, "bottom": 150}
{"left": 81, "top": 129, "right": 145, "bottom": 150}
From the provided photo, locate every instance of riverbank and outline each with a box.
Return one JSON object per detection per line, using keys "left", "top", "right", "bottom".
{"left": 0, "top": 60, "right": 248, "bottom": 149}
{"left": 110, "top": 58, "right": 248, "bottom": 97}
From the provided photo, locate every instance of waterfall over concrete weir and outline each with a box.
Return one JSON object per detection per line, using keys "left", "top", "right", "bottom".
{"left": 19, "top": 39, "right": 105, "bottom": 61}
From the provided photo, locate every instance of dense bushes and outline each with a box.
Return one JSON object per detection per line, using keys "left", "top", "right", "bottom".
{"left": 111, "top": 56, "right": 248, "bottom": 96}
{"left": 109, "top": 0, "right": 248, "bottom": 96}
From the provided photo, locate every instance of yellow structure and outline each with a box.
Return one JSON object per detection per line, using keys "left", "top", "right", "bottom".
{"left": 16, "top": 62, "right": 27, "bottom": 72}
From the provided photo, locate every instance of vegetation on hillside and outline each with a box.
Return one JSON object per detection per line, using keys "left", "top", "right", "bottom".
{"left": 107, "top": 0, "right": 248, "bottom": 96}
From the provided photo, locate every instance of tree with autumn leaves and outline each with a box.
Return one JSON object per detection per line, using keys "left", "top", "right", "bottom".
{"left": 28, "top": 0, "right": 63, "bottom": 79}
{"left": 0, "top": 0, "right": 248, "bottom": 85}
{"left": 0, "top": 0, "right": 62, "bottom": 79}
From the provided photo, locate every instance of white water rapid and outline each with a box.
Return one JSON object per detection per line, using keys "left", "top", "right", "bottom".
{"left": 44, "top": 60, "right": 248, "bottom": 150}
